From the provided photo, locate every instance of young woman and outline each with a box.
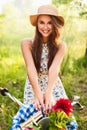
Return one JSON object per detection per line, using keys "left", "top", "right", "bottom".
{"left": 21, "top": 5, "right": 78, "bottom": 130}
{"left": 21, "top": 5, "right": 67, "bottom": 111}
{"left": 9, "top": 5, "right": 78, "bottom": 130}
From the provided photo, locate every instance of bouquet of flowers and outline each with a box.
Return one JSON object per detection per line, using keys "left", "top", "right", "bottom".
{"left": 24, "top": 98, "right": 73, "bottom": 130}
{"left": 48, "top": 98, "right": 73, "bottom": 130}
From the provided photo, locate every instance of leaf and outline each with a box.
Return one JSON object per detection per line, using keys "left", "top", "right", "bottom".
{"left": 48, "top": 110, "right": 73, "bottom": 129}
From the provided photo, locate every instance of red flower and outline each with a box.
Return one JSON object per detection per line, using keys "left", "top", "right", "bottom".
{"left": 52, "top": 98, "right": 73, "bottom": 116}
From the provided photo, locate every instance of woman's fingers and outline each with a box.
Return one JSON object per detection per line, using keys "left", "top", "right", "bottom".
{"left": 45, "top": 101, "right": 52, "bottom": 113}
{"left": 44, "top": 94, "right": 55, "bottom": 113}
{"left": 33, "top": 94, "right": 55, "bottom": 113}
{"left": 34, "top": 100, "right": 40, "bottom": 110}
{"left": 33, "top": 97, "right": 44, "bottom": 111}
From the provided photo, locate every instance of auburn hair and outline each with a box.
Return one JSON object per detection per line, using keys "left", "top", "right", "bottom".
{"left": 32, "top": 15, "right": 63, "bottom": 73}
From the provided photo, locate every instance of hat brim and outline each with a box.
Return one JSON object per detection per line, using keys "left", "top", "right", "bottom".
{"left": 30, "top": 14, "right": 64, "bottom": 26}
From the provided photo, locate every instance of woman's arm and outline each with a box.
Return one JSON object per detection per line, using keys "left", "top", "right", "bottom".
{"left": 44, "top": 42, "right": 66, "bottom": 110}
{"left": 21, "top": 39, "right": 44, "bottom": 109}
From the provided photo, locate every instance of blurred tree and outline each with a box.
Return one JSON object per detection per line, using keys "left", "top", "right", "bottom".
{"left": 2, "top": 2, "right": 22, "bottom": 38}
{"left": 85, "top": 42, "right": 87, "bottom": 57}
{"left": 52, "top": 0, "right": 72, "bottom": 6}
{"left": 52, "top": 0, "right": 87, "bottom": 59}
{"left": 0, "top": 14, "right": 5, "bottom": 41}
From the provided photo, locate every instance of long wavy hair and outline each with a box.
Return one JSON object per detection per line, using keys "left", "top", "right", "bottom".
{"left": 32, "top": 15, "right": 63, "bottom": 73}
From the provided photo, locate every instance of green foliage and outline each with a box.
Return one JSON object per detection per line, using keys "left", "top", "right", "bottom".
{"left": 80, "top": 11, "right": 87, "bottom": 18}
{"left": 49, "top": 111, "right": 72, "bottom": 129}
{"left": 0, "top": 14, "right": 6, "bottom": 38}
{"left": 52, "top": 0, "right": 72, "bottom": 5}
{"left": 73, "top": 56, "right": 87, "bottom": 71}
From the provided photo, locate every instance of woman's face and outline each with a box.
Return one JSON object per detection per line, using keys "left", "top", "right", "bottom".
{"left": 37, "top": 15, "right": 53, "bottom": 42}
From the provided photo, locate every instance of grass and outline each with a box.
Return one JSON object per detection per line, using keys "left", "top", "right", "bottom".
{"left": 0, "top": 38, "right": 26, "bottom": 129}
{"left": 0, "top": 36, "right": 87, "bottom": 130}
{"left": 61, "top": 58, "right": 87, "bottom": 130}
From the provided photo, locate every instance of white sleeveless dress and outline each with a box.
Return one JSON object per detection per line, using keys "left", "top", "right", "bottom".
{"left": 24, "top": 43, "right": 68, "bottom": 105}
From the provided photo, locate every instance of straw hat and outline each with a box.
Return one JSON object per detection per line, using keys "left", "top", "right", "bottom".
{"left": 30, "top": 5, "right": 64, "bottom": 26}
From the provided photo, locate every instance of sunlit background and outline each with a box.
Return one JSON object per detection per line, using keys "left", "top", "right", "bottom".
{"left": 0, "top": 0, "right": 87, "bottom": 14}
{"left": 0, "top": 0, "right": 87, "bottom": 130}
{"left": 0, "top": 0, "right": 52, "bottom": 14}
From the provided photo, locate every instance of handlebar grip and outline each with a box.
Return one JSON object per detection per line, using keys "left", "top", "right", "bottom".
{"left": 0, "top": 87, "right": 9, "bottom": 96}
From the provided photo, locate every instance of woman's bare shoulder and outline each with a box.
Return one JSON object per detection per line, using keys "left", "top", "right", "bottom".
{"left": 58, "top": 41, "right": 66, "bottom": 49}
{"left": 21, "top": 38, "right": 33, "bottom": 47}
{"left": 57, "top": 41, "right": 67, "bottom": 54}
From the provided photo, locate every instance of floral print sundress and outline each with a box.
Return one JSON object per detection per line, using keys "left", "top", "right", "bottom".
{"left": 24, "top": 43, "right": 68, "bottom": 105}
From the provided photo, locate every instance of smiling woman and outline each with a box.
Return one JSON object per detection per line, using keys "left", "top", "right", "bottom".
{"left": 22, "top": 4, "right": 66, "bottom": 109}
{"left": 19, "top": 4, "right": 78, "bottom": 130}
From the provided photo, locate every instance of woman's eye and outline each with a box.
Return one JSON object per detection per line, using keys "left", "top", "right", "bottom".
{"left": 39, "top": 21, "right": 44, "bottom": 24}
{"left": 48, "top": 21, "right": 52, "bottom": 25}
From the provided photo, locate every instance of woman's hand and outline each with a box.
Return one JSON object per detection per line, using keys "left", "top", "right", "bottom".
{"left": 44, "top": 90, "right": 55, "bottom": 113}
{"left": 33, "top": 93, "right": 44, "bottom": 111}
